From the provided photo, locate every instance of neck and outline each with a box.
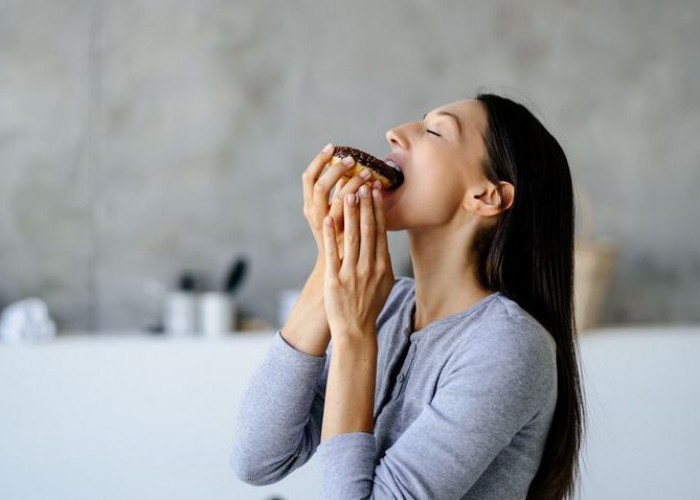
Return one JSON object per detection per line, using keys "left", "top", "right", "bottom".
{"left": 407, "top": 221, "right": 493, "bottom": 332}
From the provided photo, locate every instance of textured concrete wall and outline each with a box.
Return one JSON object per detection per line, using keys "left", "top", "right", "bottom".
{"left": 1, "top": 0, "right": 699, "bottom": 331}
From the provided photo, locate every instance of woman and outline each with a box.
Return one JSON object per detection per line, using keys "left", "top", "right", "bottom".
{"left": 231, "top": 93, "right": 585, "bottom": 500}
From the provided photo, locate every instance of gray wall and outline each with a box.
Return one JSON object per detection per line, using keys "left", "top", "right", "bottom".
{"left": 1, "top": 0, "right": 699, "bottom": 331}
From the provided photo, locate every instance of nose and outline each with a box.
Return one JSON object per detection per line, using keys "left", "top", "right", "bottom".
{"left": 385, "top": 125, "right": 408, "bottom": 150}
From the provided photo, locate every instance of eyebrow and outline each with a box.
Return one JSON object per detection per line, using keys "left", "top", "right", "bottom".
{"left": 422, "top": 111, "right": 463, "bottom": 136}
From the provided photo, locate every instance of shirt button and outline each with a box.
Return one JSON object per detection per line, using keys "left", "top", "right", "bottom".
{"left": 397, "top": 373, "right": 405, "bottom": 382}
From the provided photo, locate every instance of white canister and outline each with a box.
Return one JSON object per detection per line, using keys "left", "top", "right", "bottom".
{"left": 163, "top": 291, "right": 197, "bottom": 336}
{"left": 198, "top": 292, "right": 236, "bottom": 338}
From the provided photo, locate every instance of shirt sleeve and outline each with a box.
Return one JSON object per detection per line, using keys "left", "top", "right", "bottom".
{"left": 230, "top": 330, "right": 332, "bottom": 485}
{"left": 314, "top": 321, "right": 557, "bottom": 499}
{"left": 230, "top": 277, "right": 409, "bottom": 487}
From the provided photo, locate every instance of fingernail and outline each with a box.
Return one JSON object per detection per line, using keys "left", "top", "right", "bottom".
{"left": 373, "top": 180, "right": 382, "bottom": 190}
{"left": 322, "top": 143, "right": 333, "bottom": 154}
{"left": 372, "top": 189, "right": 380, "bottom": 201}
{"left": 359, "top": 185, "right": 369, "bottom": 198}
{"left": 345, "top": 193, "right": 356, "bottom": 205}
{"left": 360, "top": 168, "right": 371, "bottom": 179}
{"left": 342, "top": 156, "right": 355, "bottom": 166}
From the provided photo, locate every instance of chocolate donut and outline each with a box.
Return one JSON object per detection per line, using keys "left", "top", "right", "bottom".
{"left": 330, "top": 145, "right": 404, "bottom": 190}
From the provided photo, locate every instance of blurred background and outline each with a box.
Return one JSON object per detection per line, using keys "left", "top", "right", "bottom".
{"left": 1, "top": 0, "right": 699, "bottom": 499}
{"left": 1, "top": 0, "right": 699, "bottom": 332}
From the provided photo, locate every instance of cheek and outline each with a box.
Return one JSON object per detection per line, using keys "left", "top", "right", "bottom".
{"left": 419, "top": 176, "right": 463, "bottom": 221}
{"left": 383, "top": 151, "right": 468, "bottom": 230}
{"left": 389, "top": 170, "right": 464, "bottom": 228}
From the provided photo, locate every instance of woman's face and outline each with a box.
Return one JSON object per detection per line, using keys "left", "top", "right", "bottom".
{"left": 381, "top": 98, "right": 490, "bottom": 231}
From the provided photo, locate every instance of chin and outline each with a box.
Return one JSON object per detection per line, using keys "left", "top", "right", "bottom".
{"left": 383, "top": 210, "right": 410, "bottom": 232}
{"left": 380, "top": 184, "right": 413, "bottom": 231}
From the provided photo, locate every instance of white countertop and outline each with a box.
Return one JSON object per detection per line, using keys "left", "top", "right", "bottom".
{"left": 1, "top": 324, "right": 699, "bottom": 499}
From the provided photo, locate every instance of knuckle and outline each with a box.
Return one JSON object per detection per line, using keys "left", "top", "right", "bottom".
{"left": 340, "top": 177, "right": 357, "bottom": 190}
{"left": 349, "top": 177, "right": 363, "bottom": 188}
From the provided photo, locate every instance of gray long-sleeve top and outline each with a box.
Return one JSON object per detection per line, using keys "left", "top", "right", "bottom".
{"left": 231, "top": 277, "right": 558, "bottom": 499}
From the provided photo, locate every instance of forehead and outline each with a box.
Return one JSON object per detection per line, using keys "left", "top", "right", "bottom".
{"left": 430, "top": 99, "right": 488, "bottom": 139}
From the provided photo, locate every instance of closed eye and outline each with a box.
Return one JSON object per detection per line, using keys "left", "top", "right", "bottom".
{"left": 426, "top": 129, "right": 442, "bottom": 137}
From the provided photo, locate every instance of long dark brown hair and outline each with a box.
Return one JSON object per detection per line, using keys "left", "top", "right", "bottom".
{"left": 473, "top": 92, "right": 585, "bottom": 499}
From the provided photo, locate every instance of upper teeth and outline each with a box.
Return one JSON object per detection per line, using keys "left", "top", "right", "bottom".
{"left": 386, "top": 159, "right": 402, "bottom": 172}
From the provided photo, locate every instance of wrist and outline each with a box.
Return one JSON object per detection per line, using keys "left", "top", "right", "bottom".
{"left": 332, "top": 328, "right": 378, "bottom": 350}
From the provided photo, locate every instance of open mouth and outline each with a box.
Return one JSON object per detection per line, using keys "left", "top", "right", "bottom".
{"left": 383, "top": 158, "right": 404, "bottom": 191}
{"left": 384, "top": 159, "right": 402, "bottom": 174}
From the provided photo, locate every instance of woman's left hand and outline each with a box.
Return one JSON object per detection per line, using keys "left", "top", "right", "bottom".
{"left": 322, "top": 184, "right": 395, "bottom": 341}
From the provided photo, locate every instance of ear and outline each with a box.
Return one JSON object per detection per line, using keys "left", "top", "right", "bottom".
{"left": 464, "top": 180, "right": 515, "bottom": 217}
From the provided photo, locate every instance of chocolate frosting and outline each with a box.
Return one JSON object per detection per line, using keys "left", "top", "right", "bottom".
{"left": 333, "top": 145, "right": 404, "bottom": 190}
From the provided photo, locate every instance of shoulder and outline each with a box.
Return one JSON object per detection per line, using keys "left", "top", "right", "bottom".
{"left": 470, "top": 293, "right": 557, "bottom": 367}
{"left": 444, "top": 293, "right": 558, "bottom": 411}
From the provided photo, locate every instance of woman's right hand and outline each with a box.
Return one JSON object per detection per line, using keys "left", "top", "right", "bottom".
{"left": 302, "top": 143, "right": 380, "bottom": 264}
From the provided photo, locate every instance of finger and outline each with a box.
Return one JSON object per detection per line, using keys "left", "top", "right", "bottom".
{"left": 373, "top": 188, "right": 390, "bottom": 264}
{"left": 323, "top": 216, "right": 340, "bottom": 275}
{"left": 330, "top": 176, "right": 348, "bottom": 203}
{"left": 308, "top": 154, "right": 355, "bottom": 225}
{"left": 343, "top": 191, "right": 360, "bottom": 268}
{"left": 329, "top": 173, "right": 373, "bottom": 229}
{"left": 358, "top": 184, "right": 376, "bottom": 268}
{"left": 331, "top": 168, "right": 370, "bottom": 204}
{"left": 317, "top": 155, "right": 356, "bottom": 202}
{"left": 303, "top": 143, "right": 334, "bottom": 211}
{"left": 310, "top": 155, "right": 356, "bottom": 224}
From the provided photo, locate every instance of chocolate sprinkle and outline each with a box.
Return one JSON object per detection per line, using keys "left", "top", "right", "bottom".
{"left": 333, "top": 145, "right": 404, "bottom": 190}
